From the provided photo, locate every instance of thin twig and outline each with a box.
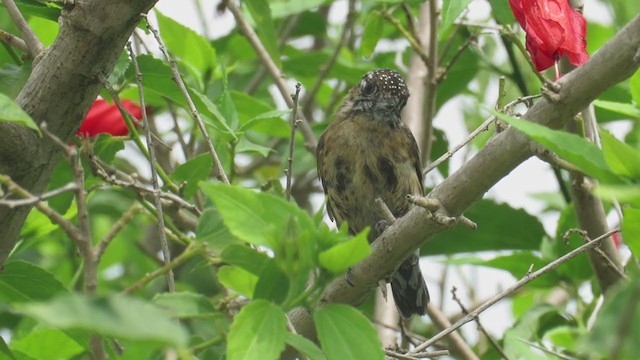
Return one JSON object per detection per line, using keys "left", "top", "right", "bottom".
{"left": 425, "top": 303, "right": 480, "bottom": 360}
{"left": 285, "top": 83, "right": 302, "bottom": 201}
{"left": 146, "top": 16, "right": 230, "bottom": 184}
{"left": 0, "top": 29, "right": 28, "bottom": 53}
{"left": 41, "top": 124, "right": 106, "bottom": 360}
{"left": 410, "top": 228, "right": 620, "bottom": 354}
{"left": 301, "top": 0, "right": 355, "bottom": 118}
{"left": 385, "top": 349, "right": 449, "bottom": 359}
{"left": 2, "top": 0, "right": 43, "bottom": 57}
{"left": 451, "top": 287, "right": 510, "bottom": 360}
{"left": 421, "top": 0, "right": 438, "bottom": 163}
{"left": 87, "top": 153, "right": 200, "bottom": 215}
{"left": 225, "top": 0, "right": 317, "bottom": 151}
{"left": 423, "top": 94, "right": 542, "bottom": 175}
{"left": 564, "top": 229, "right": 628, "bottom": 280}
{"left": 379, "top": 10, "right": 430, "bottom": 70}
{"left": 127, "top": 42, "right": 175, "bottom": 292}
{"left": 95, "top": 203, "right": 142, "bottom": 260}
{"left": 122, "top": 244, "right": 202, "bottom": 294}
{"left": 97, "top": 74, "right": 179, "bottom": 193}
{"left": 0, "top": 183, "right": 78, "bottom": 207}
{"left": 0, "top": 175, "right": 83, "bottom": 243}
{"left": 436, "top": 35, "right": 476, "bottom": 84}
{"left": 375, "top": 198, "right": 397, "bottom": 224}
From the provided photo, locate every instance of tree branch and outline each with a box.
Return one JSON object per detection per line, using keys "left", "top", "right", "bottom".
{"left": 0, "top": 0, "right": 160, "bottom": 266}
{"left": 287, "top": 15, "right": 640, "bottom": 346}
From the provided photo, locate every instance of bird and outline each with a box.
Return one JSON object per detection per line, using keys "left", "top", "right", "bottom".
{"left": 316, "top": 68, "right": 430, "bottom": 317}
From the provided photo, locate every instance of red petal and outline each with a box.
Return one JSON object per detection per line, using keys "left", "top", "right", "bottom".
{"left": 77, "top": 99, "right": 143, "bottom": 138}
{"left": 509, "top": 0, "right": 589, "bottom": 72}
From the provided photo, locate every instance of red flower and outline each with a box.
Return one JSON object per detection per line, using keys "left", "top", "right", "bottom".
{"left": 509, "top": 0, "right": 589, "bottom": 71}
{"left": 77, "top": 99, "right": 142, "bottom": 138}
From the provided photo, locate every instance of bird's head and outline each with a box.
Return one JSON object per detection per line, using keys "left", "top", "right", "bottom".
{"left": 341, "top": 69, "right": 410, "bottom": 126}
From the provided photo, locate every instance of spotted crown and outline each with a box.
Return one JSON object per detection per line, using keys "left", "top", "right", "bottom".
{"left": 362, "top": 69, "right": 409, "bottom": 100}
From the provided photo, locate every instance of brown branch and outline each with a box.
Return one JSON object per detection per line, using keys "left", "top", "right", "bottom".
{"left": 451, "top": 287, "right": 509, "bottom": 360}
{"left": 95, "top": 203, "right": 142, "bottom": 260}
{"left": 146, "top": 16, "right": 230, "bottom": 184}
{"left": 286, "top": 16, "right": 640, "bottom": 349}
{"left": 0, "top": 29, "right": 28, "bottom": 53}
{"left": 0, "top": 182, "right": 78, "bottom": 207}
{"left": 285, "top": 83, "right": 302, "bottom": 201}
{"left": 426, "top": 303, "right": 480, "bottom": 360}
{"left": 122, "top": 243, "right": 203, "bottom": 294}
{"left": 411, "top": 228, "right": 619, "bottom": 354}
{"left": 2, "top": 0, "right": 44, "bottom": 57}
{"left": 127, "top": 42, "right": 175, "bottom": 292}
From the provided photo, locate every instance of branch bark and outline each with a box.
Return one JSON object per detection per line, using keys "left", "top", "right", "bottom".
{"left": 0, "top": 0, "right": 159, "bottom": 265}
{"left": 287, "top": 15, "right": 640, "bottom": 346}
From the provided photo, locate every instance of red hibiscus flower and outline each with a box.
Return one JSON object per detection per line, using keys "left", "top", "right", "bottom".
{"left": 509, "top": 0, "right": 589, "bottom": 72}
{"left": 77, "top": 99, "right": 142, "bottom": 138}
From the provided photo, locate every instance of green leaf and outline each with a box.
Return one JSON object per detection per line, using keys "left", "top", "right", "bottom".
{"left": 27, "top": 16, "right": 58, "bottom": 47}
{"left": 0, "top": 261, "right": 67, "bottom": 303}
{"left": 581, "top": 277, "right": 640, "bottom": 360}
{"left": 494, "top": 110, "right": 623, "bottom": 184}
{"left": 600, "top": 129, "right": 640, "bottom": 178}
{"left": 0, "top": 64, "right": 31, "bottom": 99}
{"left": 440, "top": 0, "right": 473, "bottom": 37}
{"left": 270, "top": 0, "right": 328, "bottom": 18}
{"left": 595, "top": 184, "right": 640, "bottom": 207}
{"left": 622, "top": 207, "right": 640, "bottom": 258}
{"left": 318, "top": 230, "right": 371, "bottom": 273}
{"left": 422, "top": 199, "right": 546, "bottom": 255}
{"left": 543, "top": 326, "right": 582, "bottom": 352}
{"left": 504, "top": 305, "right": 568, "bottom": 359}
{"left": 593, "top": 100, "right": 640, "bottom": 119}
{"left": 217, "top": 265, "right": 258, "bottom": 298}
{"left": 488, "top": 0, "right": 516, "bottom": 24}
{"left": 254, "top": 260, "right": 289, "bottom": 304}
{"left": 130, "top": 55, "right": 235, "bottom": 137}
{"left": 285, "top": 333, "right": 324, "bottom": 360}
{"left": 549, "top": 204, "right": 592, "bottom": 281}
{"left": 13, "top": 1, "right": 60, "bottom": 22}
{"left": 0, "top": 336, "right": 16, "bottom": 360}
{"left": 152, "top": 292, "right": 216, "bottom": 319}
{"left": 93, "top": 133, "right": 125, "bottom": 164}
{"left": 156, "top": 11, "right": 216, "bottom": 78}
{"left": 314, "top": 304, "right": 384, "bottom": 360}
{"left": 235, "top": 137, "right": 274, "bottom": 157}
{"left": 361, "top": 13, "right": 384, "bottom": 57}
{"left": 0, "top": 93, "right": 40, "bottom": 135}
{"left": 16, "top": 293, "right": 188, "bottom": 348}
{"left": 171, "top": 153, "right": 213, "bottom": 197}
{"left": 10, "top": 329, "right": 84, "bottom": 360}
{"left": 227, "top": 300, "right": 287, "bottom": 360}
{"left": 221, "top": 244, "right": 270, "bottom": 275}
{"left": 239, "top": 109, "right": 290, "bottom": 137}
{"left": 246, "top": 0, "right": 281, "bottom": 68}
{"left": 200, "top": 183, "right": 315, "bottom": 247}
{"left": 196, "top": 207, "right": 242, "bottom": 251}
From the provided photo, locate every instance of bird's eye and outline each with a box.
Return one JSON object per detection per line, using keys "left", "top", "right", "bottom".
{"left": 361, "top": 81, "right": 376, "bottom": 96}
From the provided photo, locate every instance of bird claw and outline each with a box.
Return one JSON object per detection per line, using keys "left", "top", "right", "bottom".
{"left": 374, "top": 219, "right": 389, "bottom": 237}
{"left": 345, "top": 268, "right": 355, "bottom": 287}
{"left": 542, "top": 80, "right": 562, "bottom": 103}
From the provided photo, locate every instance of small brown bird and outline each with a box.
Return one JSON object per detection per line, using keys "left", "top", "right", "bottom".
{"left": 317, "top": 69, "right": 429, "bottom": 317}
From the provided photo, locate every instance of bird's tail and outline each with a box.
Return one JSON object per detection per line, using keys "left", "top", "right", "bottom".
{"left": 390, "top": 251, "right": 429, "bottom": 318}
